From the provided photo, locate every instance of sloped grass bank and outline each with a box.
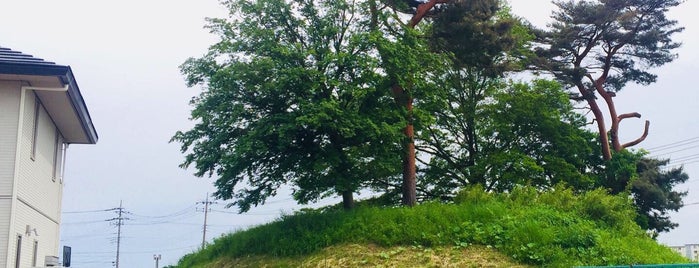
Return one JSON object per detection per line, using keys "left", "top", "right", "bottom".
{"left": 174, "top": 186, "right": 687, "bottom": 267}
{"left": 203, "top": 244, "right": 528, "bottom": 268}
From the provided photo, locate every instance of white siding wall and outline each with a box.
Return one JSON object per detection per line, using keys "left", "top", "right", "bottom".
{"left": 12, "top": 202, "right": 59, "bottom": 268}
{"left": 0, "top": 81, "right": 20, "bottom": 195}
{"left": 17, "top": 92, "right": 63, "bottom": 220}
{"left": 6, "top": 89, "right": 64, "bottom": 267}
{"left": 0, "top": 82, "right": 21, "bottom": 268}
{"left": 0, "top": 199, "right": 10, "bottom": 268}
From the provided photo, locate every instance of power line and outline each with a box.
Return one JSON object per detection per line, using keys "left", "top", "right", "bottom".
{"left": 128, "top": 204, "right": 197, "bottom": 219}
{"left": 210, "top": 209, "right": 281, "bottom": 216}
{"left": 666, "top": 160, "right": 699, "bottom": 169}
{"left": 649, "top": 144, "right": 699, "bottom": 158}
{"left": 62, "top": 219, "right": 110, "bottom": 225}
{"left": 62, "top": 208, "right": 116, "bottom": 214}
{"left": 645, "top": 136, "right": 699, "bottom": 151}
{"left": 668, "top": 153, "right": 699, "bottom": 163}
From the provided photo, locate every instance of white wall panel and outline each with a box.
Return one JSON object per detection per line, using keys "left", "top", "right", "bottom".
{"left": 0, "top": 82, "right": 21, "bottom": 196}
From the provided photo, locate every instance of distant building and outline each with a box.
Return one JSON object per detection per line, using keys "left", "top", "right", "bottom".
{"left": 0, "top": 47, "right": 98, "bottom": 267}
{"left": 670, "top": 244, "right": 699, "bottom": 262}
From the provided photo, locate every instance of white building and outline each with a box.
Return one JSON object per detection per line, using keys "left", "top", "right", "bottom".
{"left": 0, "top": 47, "right": 97, "bottom": 267}
{"left": 670, "top": 244, "right": 699, "bottom": 262}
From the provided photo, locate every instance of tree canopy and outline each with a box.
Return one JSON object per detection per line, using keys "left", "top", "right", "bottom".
{"left": 174, "top": 0, "right": 690, "bottom": 234}
{"left": 532, "top": 0, "right": 684, "bottom": 160}
{"left": 174, "top": 0, "right": 403, "bottom": 211}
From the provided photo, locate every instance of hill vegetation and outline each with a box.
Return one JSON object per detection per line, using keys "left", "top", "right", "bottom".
{"left": 170, "top": 0, "right": 691, "bottom": 266}
{"left": 172, "top": 186, "right": 687, "bottom": 267}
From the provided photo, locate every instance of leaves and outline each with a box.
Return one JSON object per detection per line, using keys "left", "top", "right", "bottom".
{"left": 174, "top": 0, "right": 403, "bottom": 212}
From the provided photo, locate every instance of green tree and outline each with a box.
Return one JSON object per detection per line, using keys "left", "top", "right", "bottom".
{"left": 415, "top": 0, "right": 596, "bottom": 196}
{"left": 367, "top": 0, "right": 448, "bottom": 206}
{"left": 532, "top": 0, "right": 684, "bottom": 160}
{"left": 173, "top": 0, "right": 402, "bottom": 211}
{"left": 601, "top": 150, "right": 688, "bottom": 234}
{"left": 420, "top": 79, "right": 602, "bottom": 198}
{"left": 633, "top": 157, "right": 688, "bottom": 234}
{"left": 479, "top": 80, "right": 601, "bottom": 191}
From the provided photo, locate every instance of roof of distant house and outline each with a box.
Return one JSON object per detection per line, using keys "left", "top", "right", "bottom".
{"left": 0, "top": 46, "right": 55, "bottom": 64}
{"left": 0, "top": 46, "right": 98, "bottom": 144}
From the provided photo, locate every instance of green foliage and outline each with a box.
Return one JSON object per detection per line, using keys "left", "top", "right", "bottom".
{"left": 429, "top": 0, "right": 531, "bottom": 74}
{"left": 418, "top": 0, "right": 542, "bottom": 197}
{"left": 173, "top": 186, "right": 686, "bottom": 267}
{"left": 420, "top": 79, "right": 601, "bottom": 197}
{"left": 534, "top": 0, "right": 683, "bottom": 92}
{"left": 600, "top": 150, "right": 689, "bottom": 234}
{"left": 173, "top": 0, "right": 404, "bottom": 211}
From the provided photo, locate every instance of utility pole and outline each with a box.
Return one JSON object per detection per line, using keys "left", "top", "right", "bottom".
{"left": 107, "top": 201, "right": 128, "bottom": 268}
{"left": 153, "top": 254, "right": 161, "bottom": 268}
{"left": 197, "top": 194, "right": 215, "bottom": 249}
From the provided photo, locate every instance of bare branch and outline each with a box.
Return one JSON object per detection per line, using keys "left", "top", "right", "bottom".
{"left": 409, "top": 0, "right": 449, "bottom": 27}
{"left": 618, "top": 112, "right": 642, "bottom": 122}
{"left": 621, "top": 120, "right": 650, "bottom": 149}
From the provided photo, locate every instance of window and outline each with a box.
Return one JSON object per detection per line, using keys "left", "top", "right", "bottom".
{"left": 15, "top": 235, "right": 22, "bottom": 268}
{"left": 30, "top": 95, "right": 40, "bottom": 161}
{"left": 32, "top": 240, "right": 38, "bottom": 267}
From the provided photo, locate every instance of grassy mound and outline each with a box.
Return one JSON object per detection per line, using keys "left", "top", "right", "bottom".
{"left": 173, "top": 186, "right": 687, "bottom": 267}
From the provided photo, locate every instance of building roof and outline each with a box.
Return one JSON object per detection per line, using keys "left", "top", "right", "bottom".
{"left": 0, "top": 46, "right": 98, "bottom": 144}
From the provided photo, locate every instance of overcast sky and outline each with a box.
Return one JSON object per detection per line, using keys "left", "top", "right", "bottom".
{"left": 2, "top": 0, "right": 698, "bottom": 267}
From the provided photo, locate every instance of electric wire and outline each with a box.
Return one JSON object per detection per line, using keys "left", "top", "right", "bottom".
{"left": 668, "top": 153, "right": 699, "bottom": 163}
{"left": 645, "top": 136, "right": 699, "bottom": 152}
{"left": 649, "top": 144, "right": 699, "bottom": 158}
{"left": 128, "top": 204, "right": 197, "bottom": 219}
{"left": 62, "top": 208, "right": 117, "bottom": 214}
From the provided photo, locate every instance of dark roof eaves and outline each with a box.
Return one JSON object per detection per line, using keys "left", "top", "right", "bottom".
{"left": 0, "top": 62, "right": 99, "bottom": 144}
{"left": 0, "top": 62, "right": 69, "bottom": 76}
{"left": 63, "top": 68, "right": 99, "bottom": 144}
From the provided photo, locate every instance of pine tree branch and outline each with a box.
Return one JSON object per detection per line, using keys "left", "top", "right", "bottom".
{"left": 622, "top": 120, "right": 650, "bottom": 149}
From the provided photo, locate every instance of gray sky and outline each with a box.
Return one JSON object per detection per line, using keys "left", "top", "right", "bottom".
{"left": 1, "top": 0, "right": 698, "bottom": 267}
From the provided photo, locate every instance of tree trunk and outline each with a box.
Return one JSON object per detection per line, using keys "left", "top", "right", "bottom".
{"left": 397, "top": 0, "right": 443, "bottom": 206}
{"left": 393, "top": 85, "right": 417, "bottom": 206}
{"left": 342, "top": 191, "right": 354, "bottom": 210}
{"left": 369, "top": 0, "right": 443, "bottom": 207}
{"left": 595, "top": 82, "right": 622, "bottom": 153}
{"left": 402, "top": 111, "right": 417, "bottom": 206}
{"left": 577, "top": 83, "right": 612, "bottom": 161}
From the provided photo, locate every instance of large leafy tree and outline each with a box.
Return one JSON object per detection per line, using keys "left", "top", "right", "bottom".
{"left": 532, "top": 0, "right": 684, "bottom": 160}
{"left": 416, "top": 0, "right": 580, "bottom": 196}
{"left": 173, "top": 0, "right": 403, "bottom": 211}
{"left": 478, "top": 80, "right": 602, "bottom": 191}
{"left": 420, "top": 79, "right": 602, "bottom": 198}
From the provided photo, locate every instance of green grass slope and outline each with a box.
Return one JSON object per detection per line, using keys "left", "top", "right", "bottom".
{"left": 172, "top": 186, "right": 688, "bottom": 267}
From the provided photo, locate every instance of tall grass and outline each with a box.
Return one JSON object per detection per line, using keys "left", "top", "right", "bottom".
{"left": 175, "top": 185, "right": 687, "bottom": 267}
